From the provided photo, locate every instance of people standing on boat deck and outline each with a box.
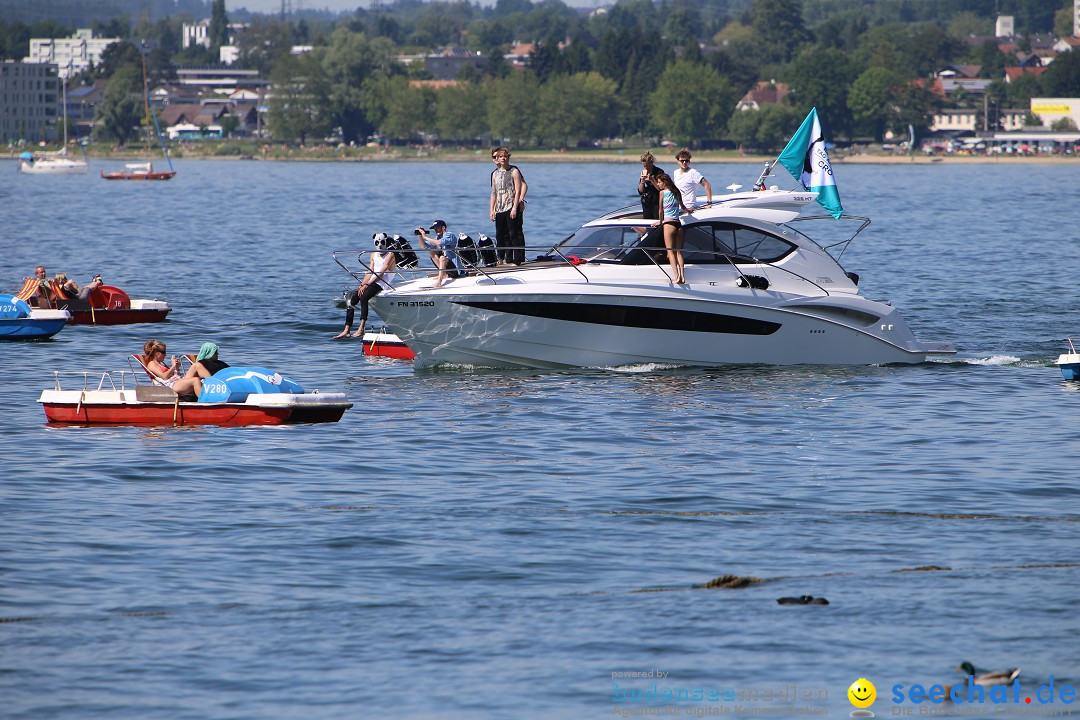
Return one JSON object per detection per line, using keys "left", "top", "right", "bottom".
{"left": 333, "top": 233, "right": 398, "bottom": 339}
{"left": 637, "top": 151, "right": 666, "bottom": 219}
{"left": 415, "top": 219, "right": 459, "bottom": 289}
{"left": 143, "top": 339, "right": 202, "bottom": 397}
{"left": 672, "top": 149, "right": 712, "bottom": 211}
{"left": 652, "top": 173, "right": 690, "bottom": 284}
{"left": 489, "top": 147, "right": 528, "bottom": 265}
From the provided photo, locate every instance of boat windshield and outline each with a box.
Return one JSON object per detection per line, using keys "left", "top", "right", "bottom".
{"left": 551, "top": 223, "right": 660, "bottom": 262}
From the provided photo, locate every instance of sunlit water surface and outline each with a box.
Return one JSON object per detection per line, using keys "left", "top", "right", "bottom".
{"left": 1, "top": 158, "right": 1078, "bottom": 719}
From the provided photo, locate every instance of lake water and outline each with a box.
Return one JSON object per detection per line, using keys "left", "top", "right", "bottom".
{"left": 1, "top": 157, "right": 1078, "bottom": 719}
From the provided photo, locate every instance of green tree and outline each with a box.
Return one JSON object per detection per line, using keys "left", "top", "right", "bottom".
{"left": 321, "top": 27, "right": 400, "bottom": 144}
{"left": 210, "top": 0, "right": 229, "bottom": 50}
{"left": 239, "top": 17, "right": 294, "bottom": 77}
{"left": 434, "top": 82, "right": 490, "bottom": 141}
{"left": 648, "top": 60, "right": 734, "bottom": 145}
{"left": 1041, "top": 47, "right": 1080, "bottom": 97}
{"left": 269, "top": 53, "right": 333, "bottom": 145}
{"left": 95, "top": 65, "right": 142, "bottom": 146}
{"left": 1051, "top": 116, "right": 1078, "bottom": 131}
{"left": 486, "top": 73, "right": 540, "bottom": 145}
{"left": 784, "top": 45, "right": 856, "bottom": 138}
{"left": 220, "top": 114, "right": 240, "bottom": 137}
{"left": 751, "top": 0, "right": 812, "bottom": 65}
{"left": 361, "top": 76, "right": 430, "bottom": 141}
{"left": 848, "top": 67, "right": 899, "bottom": 141}
{"left": 891, "top": 81, "right": 941, "bottom": 140}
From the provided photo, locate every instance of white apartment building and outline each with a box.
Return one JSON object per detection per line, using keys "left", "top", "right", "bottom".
{"left": 25, "top": 29, "right": 120, "bottom": 79}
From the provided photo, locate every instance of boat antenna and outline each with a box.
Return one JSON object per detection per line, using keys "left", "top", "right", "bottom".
{"left": 752, "top": 161, "right": 772, "bottom": 191}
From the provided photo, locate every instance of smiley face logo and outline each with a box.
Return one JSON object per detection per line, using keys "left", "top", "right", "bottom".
{"left": 848, "top": 678, "right": 876, "bottom": 709}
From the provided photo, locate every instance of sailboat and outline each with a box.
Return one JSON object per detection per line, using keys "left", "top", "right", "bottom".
{"left": 101, "top": 46, "right": 176, "bottom": 181}
{"left": 18, "top": 71, "right": 89, "bottom": 175}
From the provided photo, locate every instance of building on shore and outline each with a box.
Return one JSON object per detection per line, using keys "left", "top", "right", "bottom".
{"left": 0, "top": 60, "right": 58, "bottom": 142}
{"left": 25, "top": 29, "right": 120, "bottom": 80}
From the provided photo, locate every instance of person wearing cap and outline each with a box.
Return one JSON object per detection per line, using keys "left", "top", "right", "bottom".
{"left": 333, "top": 233, "right": 397, "bottom": 339}
{"left": 489, "top": 147, "right": 528, "bottom": 265}
{"left": 414, "top": 219, "right": 459, "bottom": 288}
{"left": 179, "top": 342, "right": 231, "bottom": 398}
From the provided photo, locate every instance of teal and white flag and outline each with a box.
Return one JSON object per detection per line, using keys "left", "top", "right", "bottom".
{"left": 777, "top": 107, "right": 843, "bottom": 219}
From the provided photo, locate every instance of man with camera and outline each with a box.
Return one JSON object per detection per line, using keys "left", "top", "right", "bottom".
{"left": 414, "top": 219, "right": 459, "bottom": 289}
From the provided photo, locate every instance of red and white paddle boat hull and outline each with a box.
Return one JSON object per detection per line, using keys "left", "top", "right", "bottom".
{"left": 40, "top": 371, "right": 352, "bottom": 427}
{"left": 362, "top": 327, "right": 415, "bottom": 359}
{"left": 55, "top": 285, "right": 171, "bottom": 325}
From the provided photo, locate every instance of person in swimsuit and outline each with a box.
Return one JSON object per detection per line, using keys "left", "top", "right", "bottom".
{"left": 652, "top": 173, "right": 690, "bottom": 284}
{"left": 143, "top": 339, "right": 202, "bottom": 397}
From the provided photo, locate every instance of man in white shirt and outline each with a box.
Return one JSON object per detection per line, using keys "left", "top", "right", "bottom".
{"left": 673, "top": 148, "right": 712, "bottom": 211}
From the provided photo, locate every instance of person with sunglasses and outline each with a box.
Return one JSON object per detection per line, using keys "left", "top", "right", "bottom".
{"left": 672, "top": 148, "right": 712, "bottom": 211}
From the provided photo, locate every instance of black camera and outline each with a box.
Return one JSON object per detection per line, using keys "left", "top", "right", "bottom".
{"left": 413, "top": 228, "right": 423, "bottom": 236}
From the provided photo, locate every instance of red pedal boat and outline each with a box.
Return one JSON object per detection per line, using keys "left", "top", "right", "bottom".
{"left": 40, "top": 369, "right": 352, "bottom": 427}
{"left": 362, "top": 327, "right": 415, "bottom": 359}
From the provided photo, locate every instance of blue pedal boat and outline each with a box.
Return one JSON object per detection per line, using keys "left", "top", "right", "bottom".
{"left": 0, "top": 293, "right": 70, "bottom": 340}
{"left": 1056, "top": 338, "right": 1080, "bottom": 380}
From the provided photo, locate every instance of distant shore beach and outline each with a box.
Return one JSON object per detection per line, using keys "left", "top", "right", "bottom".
{"left": 10, "top": 144, "right": 1078, "bottom": 164}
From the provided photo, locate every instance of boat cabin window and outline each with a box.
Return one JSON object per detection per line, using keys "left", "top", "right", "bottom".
{"left": 555, "top": 224, "right": 657, "bottom": 261}
{"left": 679, "top": 223, "right": 796, "bottom": 264}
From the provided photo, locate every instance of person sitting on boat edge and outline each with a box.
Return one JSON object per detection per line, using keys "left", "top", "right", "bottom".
{"left": 333, "top": 233, "right": 398, "bottom": 340}
{"left": 414, "top": 219, "right": 459, "bottom": 289}
{"left": 143, "top": 339, "right": 201, "bottom": 398}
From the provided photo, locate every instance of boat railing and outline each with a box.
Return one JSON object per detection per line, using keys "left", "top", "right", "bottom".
{"left": 51, "top": 369, "right": 140, "bottom": 392}
{"left": 333, "top": 241, "right": 834, "bottom": 295}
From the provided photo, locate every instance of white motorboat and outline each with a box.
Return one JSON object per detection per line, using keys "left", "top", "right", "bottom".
{"left": 18, "top": 147, "right": 88, "bottom": 175}
{"left": 18, "top": 72, "right": 88, "bottom": 175}
{"left": 336, "top": 189, "right": 954, "bottom": 369}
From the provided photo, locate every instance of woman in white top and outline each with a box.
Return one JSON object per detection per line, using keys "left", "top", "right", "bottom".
{"left": 672, "top": 148, "right": 712, "bottom": 211}
{"left": 333, "top": 233, "right": 397, "bottom": 339}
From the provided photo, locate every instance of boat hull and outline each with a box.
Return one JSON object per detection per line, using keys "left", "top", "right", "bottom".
{"left": 0, "top": 317, "right": 68, "bottom": 340}
{"left": 374, "top": 289, "right": 948, "bottom": 369}
{"left": 19, "top": 159, "right": 88, "bottom": 175}
{"left": 1057, "top": 353, "right": 1080, "bottom": 380}
{"left": 66, "top": 308, "right": 171, "bottom": 326}
{"left": 100, "top": 171, "right": 176, "bottom": 181}
{"left": 361, "top": 329, "right": 416, "bottom": 359}
{"left": 39, "top": 389, "right": 352, "bottom": 426}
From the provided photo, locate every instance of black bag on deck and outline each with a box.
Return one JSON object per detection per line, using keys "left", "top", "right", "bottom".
{"left": 456, "top": 233, "right": 478, "bottom": 267}
{"left": 392, "top": 234, "right": 419, "bottom": 269}
{"left": 477, "top": 234, "right": 498, "bottom": 267}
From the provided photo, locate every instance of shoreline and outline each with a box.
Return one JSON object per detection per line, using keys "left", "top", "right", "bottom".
{"left": 8, "top": 148, "right": 1077, "bottom": 165}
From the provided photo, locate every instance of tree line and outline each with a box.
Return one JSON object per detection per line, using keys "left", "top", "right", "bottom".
{"left": 3, "top": 0, "right": 1079, "bottom": 149}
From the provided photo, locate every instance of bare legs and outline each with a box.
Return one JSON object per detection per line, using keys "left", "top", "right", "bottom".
{"left": 663, "top": 223, "right": 685, "bottom": 284}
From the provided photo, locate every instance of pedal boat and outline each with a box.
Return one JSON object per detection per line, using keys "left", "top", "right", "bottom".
{"left": 1057, "top": 338, "right": 1080, "bottom": 381}
{"left": 361, "top": 326, "right": 415, "bottom": 359}
{"left": 56, "top": 284, "right": 171, "bottom": 326}
{"left": 39, "top": 369, "right": 352, "bottom": 426}
{"left": 0, "top": 294, "right": 70, "bottom": 340}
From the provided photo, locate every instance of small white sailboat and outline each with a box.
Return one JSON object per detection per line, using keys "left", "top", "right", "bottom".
{"left": 18, "top": 72, "right": 88, "bottom": 175}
